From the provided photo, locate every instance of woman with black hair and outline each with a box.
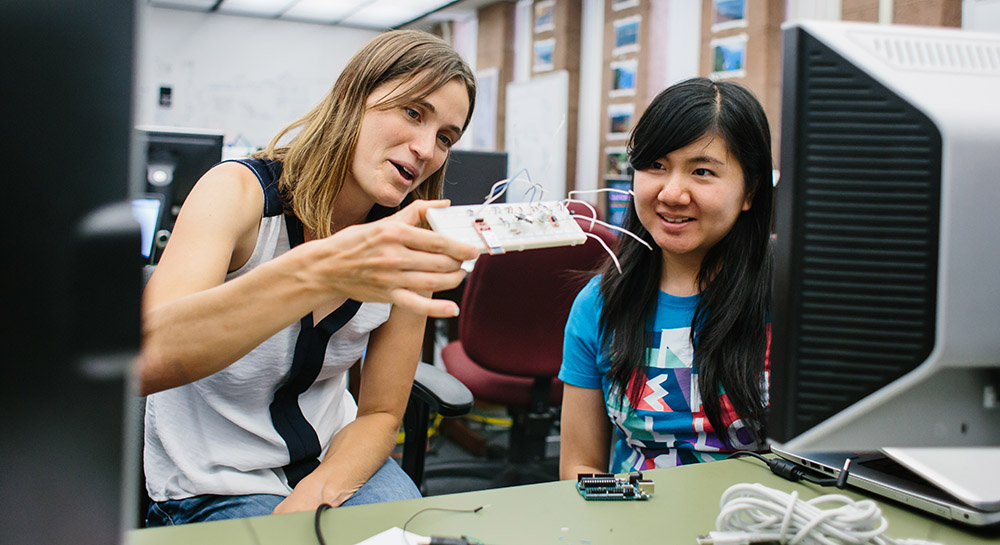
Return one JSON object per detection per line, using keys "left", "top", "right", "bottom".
{"left": 559, "top": 78, "right": 774, "bottom": 476}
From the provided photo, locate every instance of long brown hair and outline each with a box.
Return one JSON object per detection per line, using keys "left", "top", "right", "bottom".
{"left": 255, "top": 30, "right": 476, "bottom": 238}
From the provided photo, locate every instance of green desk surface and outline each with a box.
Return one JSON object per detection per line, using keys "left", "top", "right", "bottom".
{"left": 127, "top": 458, "right": 998, "bottom": 545}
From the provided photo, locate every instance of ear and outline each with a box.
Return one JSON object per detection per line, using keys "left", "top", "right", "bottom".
{"left": 742, "top": 193, "right": 753, "bottom": 212}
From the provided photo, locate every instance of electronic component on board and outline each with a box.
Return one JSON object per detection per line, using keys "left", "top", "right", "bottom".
{"left": 426, "top": 201, "right": 588, "bottom": 254}
{"left": 576, "top": 472, "right": 655, "bottom": 501}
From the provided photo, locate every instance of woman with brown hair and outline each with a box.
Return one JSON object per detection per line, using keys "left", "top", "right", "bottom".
{"left": 139, "top": 30, "right": 478, "bottom": 525}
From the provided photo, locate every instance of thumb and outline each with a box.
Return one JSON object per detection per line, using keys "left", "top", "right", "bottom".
{"left": 393, "top": 199, "right": 451, "bottom": 227}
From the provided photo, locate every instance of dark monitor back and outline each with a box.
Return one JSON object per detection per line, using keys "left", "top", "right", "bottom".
{"left": 140, "top": 127, "right": 224, "bottom": 233}
{"left": 1, "top": 0, "right": 139, "bottom": 543}
{"left": 770, "top": 24, "right": 942, "bottom": 444}
{"left": 443, "top": 150, "right": 508, "bottom": 205}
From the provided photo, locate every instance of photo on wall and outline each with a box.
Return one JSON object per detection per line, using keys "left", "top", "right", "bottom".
{"left": 610, "top": 59, "right": 638, "bottom": 97}
{"left": 612, "top": 0, "right": 640, "bottom": 11}
{"left": 534, "top": 0, "right": 555, "bottom": 33}
{"left": 607, "top": 103, "right": 635, "bottom": 140}
{"left": 604, "top": 146, "right": 632, "bottom": 178}
{"left": 710, "top": 34, "right": 747, "bottom": 79}
{"left": 603, "top": 177, "right": 633, "bottom": 227}
{"left": 712, "top": 0, "right": 747, "bottom": 31}
{"left": 613, "top": 16, "right": 641, "bottom": 55}
{"left": 534, "top": 38, "right": 555, "bottom": 72}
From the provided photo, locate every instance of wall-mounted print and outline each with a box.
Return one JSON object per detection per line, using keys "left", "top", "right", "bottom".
{"left": 534, "top": 0, "right": 555, "bottom": 33}
{"left": 711, "top": 0, "right": 747, "bottom": 32}
{"left": 607, "top": 103, "right": 635, "bottom": 140}
{"left": 533, "top": 38, "right": 555, "bottom": 72}
{"left": 613, "top": 16, "right": 641, "bottom": 55}
{"left": 710, "top": 34, "right": 747, "bottom": 79}
{"left": 605, "top": 147, "right": 632, "bottom": 178}
{"left": 604, "top": 177, "right": 633, "bottom": 227}
{"left": 610, "top": 59, "right": 638, "bottom": 97}
{"left": 612, "top": 0, "right": 640, "bottom": 11}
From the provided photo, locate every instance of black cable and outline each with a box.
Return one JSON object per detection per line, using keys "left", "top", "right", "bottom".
{"left": 314, "top": 503, "right": 332, "bottom": 545}
{"left": 727, "top": 450, "right": 850, "bottom": 489}
{"left": 402, "top": 506, "right": 486, "bottom": 545}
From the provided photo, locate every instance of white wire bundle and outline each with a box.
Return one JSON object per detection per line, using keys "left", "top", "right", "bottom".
{"left": 699, "top": 483, "right": 943, "bottom": 545}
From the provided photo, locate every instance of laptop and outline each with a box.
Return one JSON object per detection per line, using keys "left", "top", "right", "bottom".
{"left": 770, "top": 445, "right": 1000, "bottom": 527}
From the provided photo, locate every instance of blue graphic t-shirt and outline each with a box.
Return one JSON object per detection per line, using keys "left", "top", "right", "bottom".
{"left": 559, "top": 276, "right": 769, "bottom": 472}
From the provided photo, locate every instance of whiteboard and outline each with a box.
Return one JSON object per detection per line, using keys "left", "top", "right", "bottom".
{"left": 504, "top": 70, "right": 569, "bottom": 200}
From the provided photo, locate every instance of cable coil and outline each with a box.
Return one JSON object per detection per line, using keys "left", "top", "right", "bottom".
{"left": 699, "top": 483, "right": 942, "bottom": 545}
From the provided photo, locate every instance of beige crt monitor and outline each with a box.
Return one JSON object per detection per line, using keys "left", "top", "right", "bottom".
{"left": 769, "top": 20, "right": 1000, "bottom": 451}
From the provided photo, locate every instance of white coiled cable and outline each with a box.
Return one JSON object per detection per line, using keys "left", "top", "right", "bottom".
{"left": 697, "top": 483, "right": 943, "bottom": 545}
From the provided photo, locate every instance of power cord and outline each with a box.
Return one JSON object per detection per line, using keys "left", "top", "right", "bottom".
{"left": 698, "top": 483, "right": 943, "bottom": 545}
{"left": 728, "top": 451, "right": 851, "bottom": 489}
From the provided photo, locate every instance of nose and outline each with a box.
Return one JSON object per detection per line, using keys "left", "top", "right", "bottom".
{"left": 658, "top": 173, "right": 691, "bottom": 206}
{"left": 410, "top": 126, "right": 438, "bottom": 161}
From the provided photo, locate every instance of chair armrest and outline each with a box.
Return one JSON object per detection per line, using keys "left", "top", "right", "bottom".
{"left": 410, "top": 362, "right": 473, "bottom": 418}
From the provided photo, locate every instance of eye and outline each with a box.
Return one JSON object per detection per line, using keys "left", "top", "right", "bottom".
{"left": 693, "top": 168, "right": 715, "bottom": 177}
{"left": 650, "top": 161, "right": 666, "bottom": 171}
{"left": 437, "top": 134, "right": 453, "bottom": 148}
{"left": 404, "top": 107, "right": 420, "bottom": 120}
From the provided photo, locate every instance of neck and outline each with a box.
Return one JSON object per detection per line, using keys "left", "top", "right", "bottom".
{"left": 331, "top": 183, "right": 375, "bottom": 232}
{"left": 659, "top": 252, "right": 704, "bottom": 296}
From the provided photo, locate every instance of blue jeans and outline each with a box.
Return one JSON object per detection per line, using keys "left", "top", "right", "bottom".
{"left": 146, "top": 458, "right": 420, "bottom": 527}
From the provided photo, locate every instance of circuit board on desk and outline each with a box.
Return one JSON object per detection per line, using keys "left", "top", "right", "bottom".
{"left": 576, "top": 472, "right": 655, "bottom": 501}
{"left": 425, "top": 201, "right": 588, "bottom": 255}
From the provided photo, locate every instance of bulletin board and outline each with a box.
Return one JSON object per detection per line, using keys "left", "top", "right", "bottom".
{"left": 504, "top": 70, "right": 569, "bottom": 200}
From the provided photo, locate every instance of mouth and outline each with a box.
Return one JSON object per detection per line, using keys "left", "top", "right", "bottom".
{"left": 659, "top": 214, "right": 694, "bottom": 224}
{"left": 391, "top": 161, "right": 417, "bottom": 182}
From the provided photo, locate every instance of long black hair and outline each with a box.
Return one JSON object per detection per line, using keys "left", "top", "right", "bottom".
{"left": 599, "top": 78, "right": 774, "bottom": 446}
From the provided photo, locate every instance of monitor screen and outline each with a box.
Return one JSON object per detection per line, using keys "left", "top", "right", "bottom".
{"left": 769, "top": 21, "right": 1000, "bottom": 450}
{"left": 131, "top": 195, "right": 164, "bottom": 261}
{"left": 442, "top": 150, "right": 508, "bottom": 205}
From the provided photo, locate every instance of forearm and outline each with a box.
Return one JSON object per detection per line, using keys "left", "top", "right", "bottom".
{"left": 560, "top": 459, "right": 609, "bottom": 481}
{"left": 138, "top": 247, "right": 330, "bottom": 395}
{"left": 308, "top": 412, "right": 402, "bottom": 507}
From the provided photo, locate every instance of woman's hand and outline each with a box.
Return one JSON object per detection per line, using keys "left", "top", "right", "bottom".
{"left": 271, "top": 471, "right": 356, "bottom": 515}
{"left": 306, "top": 199, "right": 478, "bottom": 318}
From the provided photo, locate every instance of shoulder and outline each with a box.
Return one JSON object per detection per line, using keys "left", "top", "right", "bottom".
{"left": 569, "top": 275, "right": 604, "bottom": 315}
{"left": 188, "top": 161, "right": 266, "bottom": 220}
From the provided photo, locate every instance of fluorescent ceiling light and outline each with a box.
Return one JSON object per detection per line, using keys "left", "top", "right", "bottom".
{"left": 281, "top": 0, "right": 364, "bottom": 24}
{"left": 340, "top": 0, "right": 455, "bottom": 28}
{"left": 216, "top": 0, "right": 299, "bottom": 17}
{"left": 148, "top": 0, "right": 219, "bottom": 11}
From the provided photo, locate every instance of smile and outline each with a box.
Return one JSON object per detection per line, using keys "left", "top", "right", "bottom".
{"left": 660, "top": 214, "right": 693, "bottom": 224}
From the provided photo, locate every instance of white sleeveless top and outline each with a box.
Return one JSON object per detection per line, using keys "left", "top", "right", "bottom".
{"left": 143, "top": 214, "right": 392, "bottom": 501}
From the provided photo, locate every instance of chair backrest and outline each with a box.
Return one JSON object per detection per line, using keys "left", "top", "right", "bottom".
{"left": 457, "top": 206, "right": 618, "bottom": 379}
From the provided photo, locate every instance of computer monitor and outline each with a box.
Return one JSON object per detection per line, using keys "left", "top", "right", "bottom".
{"left": 442, "top": 150, "right": 508, "bottom": 205}
{"left": 2, "top": 1, "right": 139, "bottom": 543}
{"left": 138, "top": 126, "right": 224, "bottom": 254}
{"left": 769, "top": 21, "right": 1000, "bottom": 450}
{"left": 132, "top": 194, "right": 164, "bottom": 262}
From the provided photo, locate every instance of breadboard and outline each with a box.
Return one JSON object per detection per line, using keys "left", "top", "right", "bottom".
{"left": 426, "top": 201, "right": 587, "bottom": 255}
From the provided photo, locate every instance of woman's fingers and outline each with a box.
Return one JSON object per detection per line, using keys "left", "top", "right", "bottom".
{"left": 389, "top": 287, "right": 461, "bottom": 318}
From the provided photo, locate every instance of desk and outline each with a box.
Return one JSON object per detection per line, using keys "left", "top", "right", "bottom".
{"left": 127, "top": 458, "right": 997, "bottom": 545}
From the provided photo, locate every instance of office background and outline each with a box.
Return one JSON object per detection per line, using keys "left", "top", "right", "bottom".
{"left": 135, "top": 0, "right": 1000, "bottom": 210}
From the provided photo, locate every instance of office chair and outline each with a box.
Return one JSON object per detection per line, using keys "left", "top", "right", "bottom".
{"left": 424, "top": 207, "right": 618, "bottom": 489}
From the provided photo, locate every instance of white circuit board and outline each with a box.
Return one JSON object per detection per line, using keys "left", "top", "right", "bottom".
{"left": 426, "top": 201, "right": 588, "bottom": 255}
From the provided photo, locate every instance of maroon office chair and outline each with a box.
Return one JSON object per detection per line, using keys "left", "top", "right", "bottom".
{"left": 426, "top": 203, "right": 618, "bottom": 489}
